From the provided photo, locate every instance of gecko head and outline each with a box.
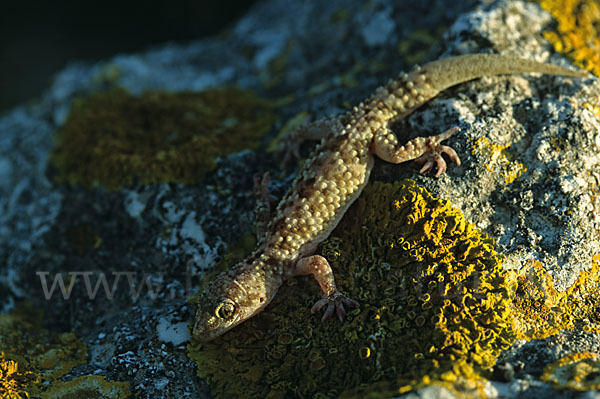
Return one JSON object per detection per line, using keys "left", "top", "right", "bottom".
{"left": 192, "top": 268, "right": 269, "bottom": 342}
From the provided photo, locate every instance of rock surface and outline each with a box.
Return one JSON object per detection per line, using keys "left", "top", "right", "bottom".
{"left": 0, "top": 0, "right": 598, "bottom": 398}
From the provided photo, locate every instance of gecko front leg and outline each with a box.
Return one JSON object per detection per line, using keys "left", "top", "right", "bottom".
{"left": 289, "top": 255, "right": 359, "bottom": 321}
{"left": 373, "top": 126, "right": 461, "bottom": 177}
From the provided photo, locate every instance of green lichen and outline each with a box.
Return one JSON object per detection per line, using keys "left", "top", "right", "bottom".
{"left": 39, "top": 376, "right": 130, "bottom": 399}
{"left": 0, "top": 304, "right": 87, "bottom": 391}
{"left": 188, "top": 180, "right": 515, "bottom": 398}
{"left": 0, "top": 304, "right": 129, "bottom": 398}
{"left": 396, "top": 28, "right": 446, "bottom": 66}
{"left": 50, "top": 87, "right": 276, "bottom": 190}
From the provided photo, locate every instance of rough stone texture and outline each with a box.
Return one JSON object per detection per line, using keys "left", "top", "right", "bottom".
{"left": 409, "top": 0, "right": 600, "bottom": 292}
{"left": 0, "top": 0, "right": 598, "bottom": 398}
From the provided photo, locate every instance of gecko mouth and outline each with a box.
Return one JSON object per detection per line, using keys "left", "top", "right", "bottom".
{"left": 192, "top": 310, "right": 242, "bottom": 342}
{"left": 192, "top": 317, "right": 219, "bottom": 342}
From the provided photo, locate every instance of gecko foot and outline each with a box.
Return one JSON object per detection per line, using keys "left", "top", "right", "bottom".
{"left": 414, "top": 126, "right": 461, "bottom": 178}
{"left": 276, "top": 117, "right": 341, "bottom": 167}
{"left": 277, "top": 136, "right": 302, "bottom": 168}
{"left": 311, "top": 292, "right": 359, "bottom": 322}
{"left": 253, "top": 172, "right": 277, "bottom": 203}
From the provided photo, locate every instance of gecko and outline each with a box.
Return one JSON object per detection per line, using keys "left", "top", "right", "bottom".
{"left": 192, "top": 54, "right": 586, "bottom": 342}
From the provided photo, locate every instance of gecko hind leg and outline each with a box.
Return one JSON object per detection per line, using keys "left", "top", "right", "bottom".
{"left": 277, "top": 117, "right": 342, "bottom": 166}
{"left": 292, "top": 255, "right": 359, "bottom": 321}
{"left": 373, "top": 126, "right": 461, "bottom": 177}
{"left": 253, "top": 172, "right": 277, "bottom": 242}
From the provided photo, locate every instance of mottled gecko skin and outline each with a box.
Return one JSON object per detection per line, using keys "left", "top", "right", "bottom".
{"left": 192, "top": 54, "right": 586, "bottom": 341}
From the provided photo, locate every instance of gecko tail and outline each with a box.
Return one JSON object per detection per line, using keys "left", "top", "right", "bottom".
{"left": 415, "top": 53, "right": 587, "bottom": 93}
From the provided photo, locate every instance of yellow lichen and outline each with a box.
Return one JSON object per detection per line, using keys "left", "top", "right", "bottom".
{"left": 50, "top": 87, "right": 276, "bottom": 190}
{"left": 510, "top": 255, "right": 600, "bottom": 339}
{"left": 188, "top": 180, "right": 515, "bottom": 398}
{"left": 562, "top": 254, "right": 600, "bottom": 334}
{"left": 541, "top": 352, "right": 600, "bottom": 391}
{"left": 509, "top": 260, "right": 568, "bottom": 339}
{"left": 0, "top": 353, "right": 32, "bottom": 399}
{"left": 536, "top": 0, "right": 600, "bottom": 77}
{"left": 472, "top": 137, "right": 527, "bottom": 183}
{"left": 583, "top": 101, "right": 600, "bottom": 121}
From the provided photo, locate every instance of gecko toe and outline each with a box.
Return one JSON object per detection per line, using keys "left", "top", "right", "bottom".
{"left": 253, "top": 172, "right": 273, "bottom": 199}
{"left": 277, "top": 137, "right": 302, "bottom": 168}
{"left": 312, "top": 292, "right": 359, "bottom": 322}
{"left": 418, "top": 158, "right": 435, "bottom": 174}
{"left": 433, "top": 154, "right": 447, "bottom": 178}
{"left": 335, "top": 302, "right": 346, "bottom": 321}
{"left": 439, "top": 145, "right": 461, "bottom": 166}
{"left": 311, "top": 298, "right": 328, "bottom": 313}
{"left": 413, "top": 125, "right": 461, "bottom": 177}
{"left": 322, "top": 302, "right": 336, "bottom": 321}
{"left": 415, "top": 144, "right": 461, "bottom": 177}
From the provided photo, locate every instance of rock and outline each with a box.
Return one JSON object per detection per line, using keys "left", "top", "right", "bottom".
{"left": 0, "top": 0, "right": 598, "bottom": 398}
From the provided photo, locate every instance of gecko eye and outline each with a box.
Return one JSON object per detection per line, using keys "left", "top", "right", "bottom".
{"left": 215, "top": 300, "right": 237, "bottom": 320}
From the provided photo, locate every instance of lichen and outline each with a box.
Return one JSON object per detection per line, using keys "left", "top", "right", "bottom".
{"left": 50, "top": 87, "right": 276, "bottom": 190}
{"left": 536, "top": 0, "right": 600, "bottom": 77}
{"left": 471, "top": 137, "right": 527, "bottom": 183}
{"left": 510, "top": 255, "right": 600, "bottom": 340}
{"left": 0, "top": 353, "right": 33, "bottom": 399}
{"left": 0, "top": 304, "right": 87, "bottom": 390}
{"left": 188, "top": 180, "right": 516, "bottom": 398}
{"left": 0, "top": 304, "right": 129, "bottom": 398}
{"left": 39, "top": 376, "right": 130, "bottom": 399}
{"left": 541, "top": 352, "right": 600, "bottom": 391}
{"left": 396, "top": 28, "right": 446, "bottom": 66}
{"left": 561, "top": 254, "right": 600, "bottom": 334}
{"left": 509, "top": 260, "right": 567, "bottom": 339}
{"left": 583, "top": 101, "right": 600, "bottom": 121}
